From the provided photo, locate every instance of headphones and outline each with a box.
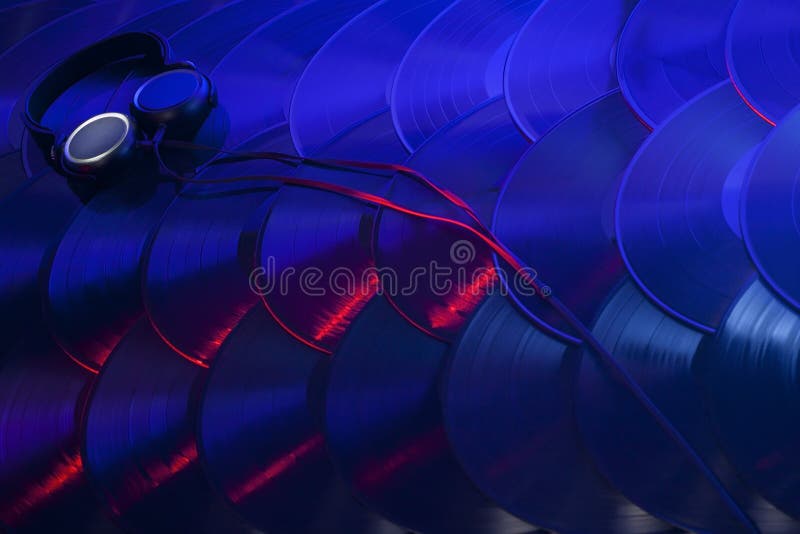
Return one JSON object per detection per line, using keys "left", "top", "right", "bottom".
{"left": 23, "top": 32, "right": 217, "bottom": 180}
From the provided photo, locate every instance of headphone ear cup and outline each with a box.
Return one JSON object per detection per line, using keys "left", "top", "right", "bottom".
{"left": 131, "top": 68, "right": 215, "bottom": 140}
{"left": 60, "top": 112, "right": 138, "bottom": 179}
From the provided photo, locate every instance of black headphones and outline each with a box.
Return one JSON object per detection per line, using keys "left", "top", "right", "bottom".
{"left": 23, "top": 32, "right": 217, "bottom": 180}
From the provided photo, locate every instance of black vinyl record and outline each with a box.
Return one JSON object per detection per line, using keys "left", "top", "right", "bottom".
{"left": 390, "top": 0, "right": 542, "bottom": 151}
{"left": 325, "top": 295, "right": 536, "bottom": 533}
{"left": 0, "top": 330, "right": 116, "bottom": 532}
{"left": 0, "top": 0, "right": 90, "bottom": 54}
{"left": 616, "top": 81, "right": 770, "bottom": 333}
{"left": 199, "top": 304, "right": 403, "bottom": 534}
{"left": 81, "top": 318, "right": 249, "bottom": 533}
{"left": 443, "top": 294, "right": 673, "bottom": 534}
{"left": 697, "top": 279, "right": 800, "bottom": 521}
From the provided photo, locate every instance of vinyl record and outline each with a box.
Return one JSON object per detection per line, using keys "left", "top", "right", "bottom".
{"left": 576, "top": 278, "right": 796, "bottom": 533}
{"left": 325, "top": 295, "right": 535, "bottom": 533}
{"left": 443, "top": 294, "right": 673, "bottom": 533}
{"left": 504, "top": 0, "right": 638, "bottom": 140}
{"left": 0, "top": 0, "right": 90, "bottom": 54}
{"left": 289, "top": 0, "right": 452, "bottom": 157}
{"left": 697, "top": 279, "right": 800, "bottom": 521}
{"left": 390, "top": 0, "right": 543, "bottom": 151}
{"left": 741, "top": 104, "right": 800, "bottom": 313}
{"left": 374, "top": 98, "right": 528, "bottom": 341}
{"left": 0, "top": 330, "right": 115, "bottom": 532}
{"left": 82, "top": 318, "right": 249, "bottom": 533}
{"left": 616, "top": 81, "right": 770, "bottom": 333}
{"left": 199, "top": 304, "right": 403, "bottom": 534}
{"left": 726, "top": 0, "right": 800, "bottom": 125}
{"left": 493, "top": 90, "right": 648, "bottom": 341}
{"left": 617, "top": 0, "right": 737, "bottom": 128}
{"left": 209, "top": 0, "right": 377, "bottom": 150}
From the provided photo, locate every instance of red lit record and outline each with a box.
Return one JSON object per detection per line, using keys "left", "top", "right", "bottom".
{"left": 504, "top": 0, "right": 638, "bottom": 139}
{"left": 443, "top": 294, "right": 674, "bottom": 533}
{"left": 374, "top": 99, "right": 528, "bottom": 341}
{"left": 390, "top": 0, "right": 543, "bottom": 151}
{"left": 81, "top": 319, "right": 250, "bottom": 533}
{"left": 325, "top": 295, "right": 536, "bottom": 533}
{"left": 0, "top": 331, "right": 115, "bottom": 532}
{"left": 199, "top": 304, "right": 404, "bottom": 534}
{"left": 616, "top": 81, "right": 770, "bottom": 333}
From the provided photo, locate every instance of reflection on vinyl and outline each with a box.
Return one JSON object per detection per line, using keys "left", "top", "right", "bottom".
{"left": 390, "top": 0, "right": 542, "bottom": 151}
{"left": 576, "top": 278, "right": 795, "bottom": 532}
{"left": 493, "top": 90, "right": 648, "bottom": 341}
{"left": 617, "top": 0, "right": 736, "bottom": 128}
{"left": 289, "top": 0, "right": 450, "bottom": 157}
{"left": 504, "top": 0, "right": 637, "bottom": 139}
{"left": 443, "top": 294, "right": 672, "bottom": 534}
{"left": 326, "top": 296, "right": 534, "bottom": 533}
{"left": 616, "top": 81, "right": 770, "bottom": 332}
{"left": 742, "top": 104, "right": 800, "bottom": 313}
{"left": 726, "top": 0, "right": 800, "bottom": 124}
{"left": 698, "top": 279, "right": 800, "bottom": 521}
{"left": 82, "top": 319, "right": 248, "bottom": 533}
{"left": 200, "top": 305, "right": 403, "bottom": 534}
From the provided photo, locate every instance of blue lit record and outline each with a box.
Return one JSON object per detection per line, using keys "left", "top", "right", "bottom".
{"left": 0, "top": 0, "right": 167, "bottom": 154}
{"left": 209, "top": 0, "right": 377, "bottom": 150}
{"left": 616, "top": 81, "right": 771, "bottom": 333}
{"left": 726, "top": 0, "right": 800, "bottom": 125}
{"left": 576, "top": 278, "right": 798, "bottom": 532}
{"left": 374, "top": 98, "right": 528, "bottom": 341}
{"left": 0, "top": 0, "right": 90, "bottom": 54}
{"left": 199, "top": 305, "right": 404, "bottom": 534}
{"left": 82, "top": 319, "right": 250, "bottom": 533}
{"left": 0, "top": 330, "right": 115, "bottom": 532}
{"left": 443, "top": 294, "right": 673, "bottom": 533}
{"left": 493, "top": 90, "right": 647, "bottom": 341}
{"left": 325, "top": 295, "right": 535, "bottom": 534}
{"left": 617, "top": 0, "right": 736, "bottom": 128}
{"left": 390, "top": 0, "right": 543, "bottom": 151}
{"left": 289, "top": 0, "right": 452, "bottom": 157}
{"left": 741, "top": 104, "right": 800, "bottom": 313}
{"left": 698, "top": 279, "right": 800, "bottom": 520}
{"left": 504, "top": 0, "right": 638, "bottom": 140}
{"left": 143, "top": 124, "right": 292, "bottom": 367}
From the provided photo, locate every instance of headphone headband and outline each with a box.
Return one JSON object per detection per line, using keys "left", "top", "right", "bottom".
{"left": 23, "top": 32, "right": 172, "bottom": 152}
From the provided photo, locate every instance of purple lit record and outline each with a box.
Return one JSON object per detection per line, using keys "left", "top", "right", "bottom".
{"left": 289, "top": 0, "right": 451, "bottom": 157}
{"left": 698, "top": 279, "right": 800, "bottom": 521}
{"left": 325, "top": 295, "right": 535, "bottom": 534}
{"left": 726, "top": 0, "right": 800, "bottom": 124}
{"left": 493, "top": 90, "right": 648, "bottom": 341}
{"left": 617, "top": 0, "right": 736, "bottom": 128}
{"left": 504, "top": 0, "right": 638, "bottom": 140}
{"left": 199, "top": 304, "right": 403, "bottom": 534}
{"left": 0, "top": 0, "right": 90, "bottom": 54}
{"left": 741, "top": 104, "right": 800, "bottom": 313}
{"left": 374, "top": 98, "right": 528, "bottom": 340}
{"left": 443, "top": 294, "right": 672, "bottom": 533}
{"left": 390, "top": 0, "right": 543, "bottom": 151}
{"left": 0, "top": 331, "right": 114, "bottom": 532}
{"left": 616, "top": 81, "right": 770, "bottom": 333}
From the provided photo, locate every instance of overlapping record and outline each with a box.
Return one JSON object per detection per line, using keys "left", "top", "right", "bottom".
{"left": 390, "top": 0, "right": 542, "bottom": 151}
{"left": 325, "top": 295, "right": 534, "bottom": 534}
{"left": 199, "top": 305, "right": 403, "bottom": 534}
{"left": 443, "top": 294, "right": 671, "bottom": 533}
{"left": 616, "top": 81, "right": 770, "bottom": 332}
{"left": 0, "top": 0, "right": 88, "bottom": 54}
{"left": 82, "top": 318, "right": 248, "bottom": 532}
{"left": 741, "top": 104, "right": 800, "bottom": 313}
{"left": 504, "top": 0, "right": 638, "bottom": 139}
{"left": 726, "top": 0, "right": 800, "bottom": 125}
{"left": 617, "top": 0, "right": 736, "bottom": 128}
{"left": 697, "top": 280, "right": 800, "bottom": 521}
{"left": 493, "top": 90, "right": 648, "bottom": 340}
{"left": 0, "top": 331, "right": 112, "bottom": 532}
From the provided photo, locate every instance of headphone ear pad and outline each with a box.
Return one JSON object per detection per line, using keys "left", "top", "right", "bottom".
{"left": 61, "top": 112, "right": 138, "bottom": 178}
{"left": 131, "top": 68, "right": 215, "bottom": 140}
